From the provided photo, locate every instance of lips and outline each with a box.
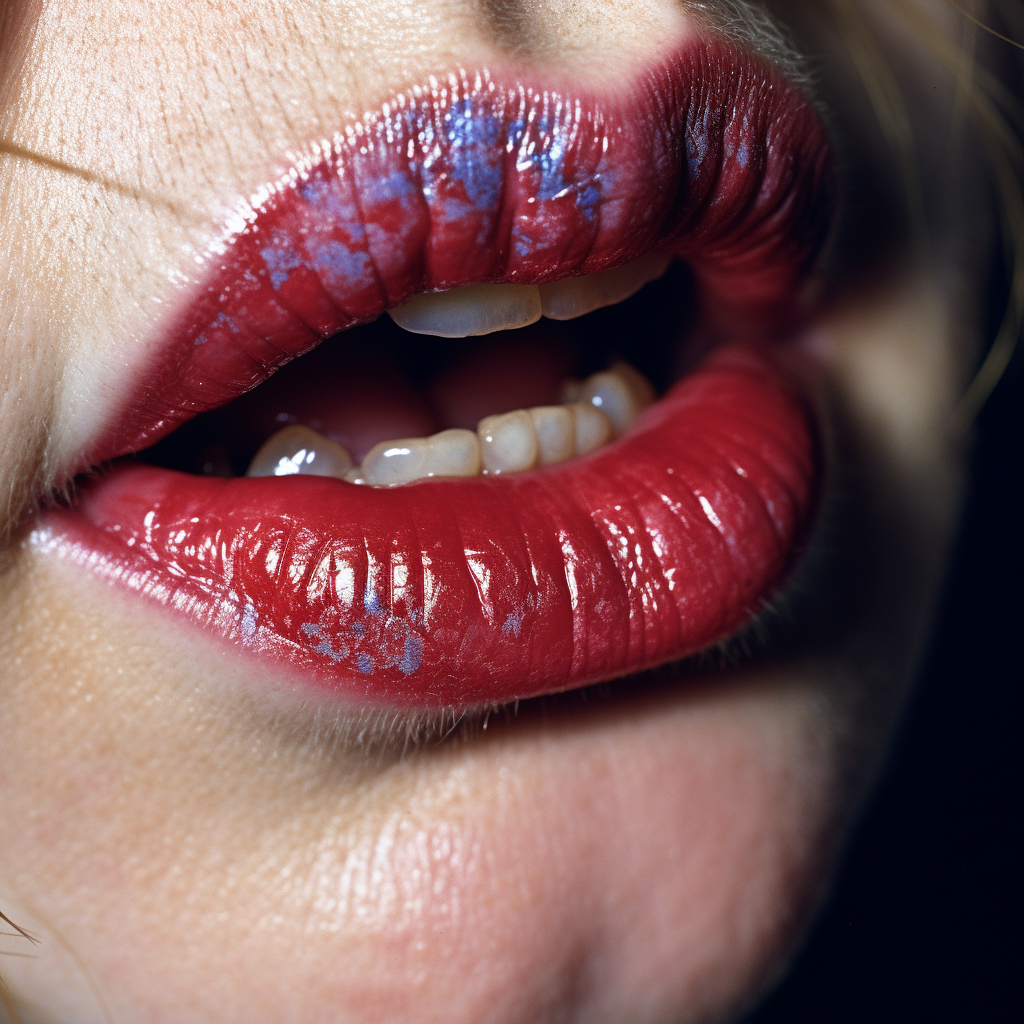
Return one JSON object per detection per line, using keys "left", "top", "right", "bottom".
{"left": 44, "top": 34, "right": 834, "bottom": 707}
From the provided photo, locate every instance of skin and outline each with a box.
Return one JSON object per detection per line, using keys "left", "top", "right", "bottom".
{"left": 0, "top": 1, "right": 1007, "bottom": 1021}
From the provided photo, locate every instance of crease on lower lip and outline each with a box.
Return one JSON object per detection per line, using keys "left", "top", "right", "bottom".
{"left": 97, "top": 34, "right": 835, "bottom": 464}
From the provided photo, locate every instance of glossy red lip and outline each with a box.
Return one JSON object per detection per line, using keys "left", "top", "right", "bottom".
{"left": 49, "top": 35, "right": 834, "bottom": 707}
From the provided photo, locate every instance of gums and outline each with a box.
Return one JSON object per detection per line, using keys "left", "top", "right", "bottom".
{"left": 50, "top": 35, "right": 834, "bottom": 708}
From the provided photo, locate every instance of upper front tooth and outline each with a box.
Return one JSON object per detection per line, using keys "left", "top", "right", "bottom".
{"left": 388, "top": 283, "right": 542, "bottom": 338}
{"left": 538, "top": 251, "right": 672, "bottom": 321}
{"left": 361, "top": 427, "right": 481, "bottom": 485}
{"left": 578, "top": 363, "right": 656, "bottom": 436}
{"left": 246, "top": 425, "right": 353, "bottom": 478}
{"left": 478, "top": 409, "right": 539, "bottom": 474}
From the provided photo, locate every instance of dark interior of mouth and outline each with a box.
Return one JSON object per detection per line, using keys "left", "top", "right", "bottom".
{"left": 139, "top": 260, "right": 697, "bottom": 477}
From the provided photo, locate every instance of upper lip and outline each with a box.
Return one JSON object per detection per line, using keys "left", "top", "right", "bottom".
{"left": 47, "top": 34, "right": 835, "bottom": 708}
{"left": 97, "top": 34, "right": 835, "bottom": 462}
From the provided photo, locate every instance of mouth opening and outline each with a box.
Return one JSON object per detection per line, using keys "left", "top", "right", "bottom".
{"left": 138, "top": 258, "right": 697, "bottom": 484}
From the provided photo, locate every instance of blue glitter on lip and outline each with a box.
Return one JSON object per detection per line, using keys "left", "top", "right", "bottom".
{"left": 398, "top": 633, "right": 424, "bottom": 675}
{"left": 195, "top": 313, "right": 237, "bottom": 346}
{"left": 501, "top": 609, "right": 524, "bottom": 638}
{"left": 435, "top": 196, "right": 476, "bottom": 223}
{"left": 505, "top": 116, "right": 527, "bottom": 151}
{"left": 363, "top": 169, "right": 418, "bottom": 206}
{"left": 299, "top": 178, "right": 358, "bottom": 223}
{"left": 240, "top": 602, "right": 258, "bottom": 641}
{"left": 315, "top": 638, "right": 350, "bottom": 663}
{"left": 355, "top": 652, "right": 376, "bottom": 674}
{"left": 307, "top": 238, "right": 371, "bottom": 288}
{"left": 260, "top": 245, "right": 305, "bottom": 290}
{"left": 511, "top": 225, "right": 534, "bottom": 259}
{"left": 443, "top": 100, "right": 504, "bottom": 210}
{"left": 577, "top": 182, "right": 600, "bottom": 221}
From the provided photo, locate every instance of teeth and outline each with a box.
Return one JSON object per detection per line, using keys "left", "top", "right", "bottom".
{"left": 246, "top": 365, "right": 654, "bottom": 487}
{"left": 569, "top": 401, "right": 613, "bottom": 455}
{"left": 478, "top": 410, "right": 539, "bottom": 475}
{"left": 388, "top": 253, "right": 672, "bottom": 338}
{"left": 387, "top": 284, "right": 542, "bottom": 338}
{"left": 529, "top": 406, "right": 575, "bottom": 465}
{"left": 246, "top": 425, "right": 353, "bottom": 478}
{"left": 577, "top": 360, "right": 657, "bottom": 436}
{"left": 361, "top": 428, "right": 481, "bottom": 486}
{"left": 538, "top": 252, "right": 672, "bottom": 321}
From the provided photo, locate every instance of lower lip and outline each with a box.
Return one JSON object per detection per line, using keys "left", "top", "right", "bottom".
{"left": 43, "top": 344, "right": 818, "bottom": 707}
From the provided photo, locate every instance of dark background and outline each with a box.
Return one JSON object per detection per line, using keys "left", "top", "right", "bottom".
{"left": 740, "top": 353, "right": 1022, "bottom": 1022}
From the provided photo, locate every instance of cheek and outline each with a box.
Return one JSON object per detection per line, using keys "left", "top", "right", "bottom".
{"left": 0, "top": 551, "right": 838, "bottom": 1024}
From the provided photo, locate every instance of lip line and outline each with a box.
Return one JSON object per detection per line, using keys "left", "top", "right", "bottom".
{"left": 89, "top": 34, "right": 835, "bottom": 466}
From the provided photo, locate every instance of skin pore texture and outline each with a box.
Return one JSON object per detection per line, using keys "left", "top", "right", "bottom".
{"left": 0, "top": 1, "right": 1008, "bottom": 1022}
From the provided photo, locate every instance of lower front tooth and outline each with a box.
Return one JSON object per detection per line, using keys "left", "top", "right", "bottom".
{"left": 422, "top": 428, "right": 483, "bottom": 477}
{"left": 529, "top": 406, "right": 574, "bottom": 465}
{"left": 579, "top": 364, "right": 655, "bottom": 436}
{"left": 387, "top": 283, "right": 543, "bottom": 338}
{"left": 478, "top": 410, "right": 539, "bottom": 474}
{"left": 246, "top": 425, "right": 353, "bottom": 478}
{"left": 361, "top": 428, "right": 481, "bottom": 485}
{"left": 570, "top": 402, "right": 613, "bottom": 456}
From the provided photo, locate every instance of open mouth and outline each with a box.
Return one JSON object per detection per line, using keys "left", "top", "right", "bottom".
{"left": 38, "top": 35, "right": 835, "bottom": 708}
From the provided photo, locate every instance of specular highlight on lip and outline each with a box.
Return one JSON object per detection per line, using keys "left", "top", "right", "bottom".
{"left": 103, "top": 35, "right": 835, "bottom": 462}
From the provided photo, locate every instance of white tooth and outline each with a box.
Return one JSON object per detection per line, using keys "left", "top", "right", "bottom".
{"left": 362, "top": 439, "right": 429, "bottom": 485}
{"left": 578, "top": 363, "right": 655, "bottom": 436}
{"left": 538, "top": 251, "right": 672, "bottom": 321}
{"left": 387, "top": 283, "right": 543, "bottom": 338}
{"left": 570, "top": 401, "right": 613, "bottom": 456}
{"left": 361, "top": 428, "right": 481, "bottom": 485}
{"left": 246, "top": 425, "right": 353, "bottom": 479}
{"left": 529, "top": 406, "right": 574, "bottom": 466}
{"left": 478, "top": 410, "right": 538, "bottom": 474}
{"left": 421, "top": 428, "right": 482, "bottom": 477}
{"left": 610, "top": 359, "right": 657, "bottom": 409}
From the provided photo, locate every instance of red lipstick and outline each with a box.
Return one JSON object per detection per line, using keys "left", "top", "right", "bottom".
{"left": 46, "top": 36, "right": 834, "bottom": 708}
{"left": 97, "top": 38, "right": 834, "bottom": 461}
